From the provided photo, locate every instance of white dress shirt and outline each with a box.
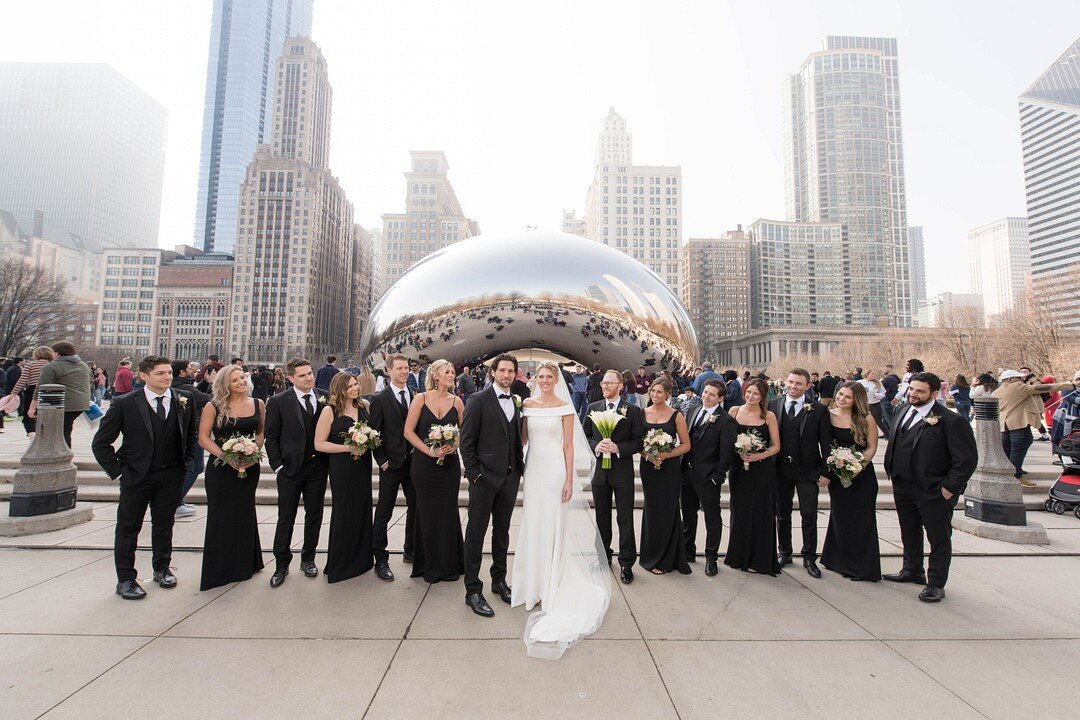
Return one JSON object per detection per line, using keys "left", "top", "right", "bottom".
{"left": 494, "top": 385, "right": 515, "bottom": 421}
{"left": 293, "top": 386, "right": 316, "bottom": 412}
{"left": 902, "top": 402, "right": 934, "bottom": 430}
{"left": 694, "top": 404, "right": 718, "bottom": 429}
{"left": 784, "top": 394, "right": 806, "bottom": 417}
{"left": 143, "top": 386, "right": 171, "bottom": 417}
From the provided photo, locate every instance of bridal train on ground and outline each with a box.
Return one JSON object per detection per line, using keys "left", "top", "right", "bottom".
{"left": 511, "top": 378, "right": 610, "bottom": 660}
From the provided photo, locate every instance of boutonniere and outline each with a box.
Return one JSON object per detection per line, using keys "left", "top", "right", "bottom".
{"left": 317, "top": 395, "right": 328, "bottom": 405}
{"left": 706, "top": 413, "right": 717, "bottom": 424}
{"left": 803, "top": 404, "right": 813, "bottom": 414}
{"left": 923, "top": 415, "right": 939, "bottom": 426}
{"left": 619, "top": 406, "right": 628, "bottom": 416}
{"left": 512, "top": 395, "right": 522, "bottom": 408}
{"left": 177, "top": 396, "right": 188, "bottom": 408}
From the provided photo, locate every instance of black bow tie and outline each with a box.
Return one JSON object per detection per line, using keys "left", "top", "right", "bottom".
{"left": 498, "top": 394, "right": 512, "bottom": 400}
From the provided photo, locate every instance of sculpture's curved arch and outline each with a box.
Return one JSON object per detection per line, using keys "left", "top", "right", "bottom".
{"left": 360, "top": 230, "right": 697, "bottom": 371}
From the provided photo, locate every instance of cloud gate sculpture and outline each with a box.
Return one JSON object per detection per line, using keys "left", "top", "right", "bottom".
{"left": 360, "top": 230, "right": 697, "bottom": 372}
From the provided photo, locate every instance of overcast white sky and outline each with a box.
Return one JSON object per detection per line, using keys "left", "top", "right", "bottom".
{"left": 3, "top": 1, "right": 1078, "bottom": 296}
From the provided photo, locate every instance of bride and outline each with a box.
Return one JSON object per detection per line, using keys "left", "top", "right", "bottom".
{"left": 511, "top": 360, "right": 611, "bottom": 659}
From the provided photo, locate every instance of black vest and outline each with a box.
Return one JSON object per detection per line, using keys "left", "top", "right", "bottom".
{"left": 149, "top": 400, "right": 183, "bottom": 470}
{"left": 780, "top": 407, "right": 803, "bottom": 464}
{"left": 303, "top": 402, "right": 318, "bottom": 459}
{"left": 505, "top": 408, "right": 521, "bottom": 474}
{"left": 890, "top": 414, "right": 918, "bottom": 481}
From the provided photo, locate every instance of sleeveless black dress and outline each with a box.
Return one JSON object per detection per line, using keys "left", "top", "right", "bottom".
{"left": 201, "top": 404, "right": 265, "bottom": 591}
{"left": 324, "top": 406, "right": 375, "bottom": 583}
{"left": 639, "top": 412, "right": 691, "bottom": 574}
{"left": 724, "top": 422, "right": 780, "bottom": 576}
{"left": 410, "top": 403, "right": 464, "bottom": 582}
{"left": 821, "top": 425, "right": 881, "bottom": 581}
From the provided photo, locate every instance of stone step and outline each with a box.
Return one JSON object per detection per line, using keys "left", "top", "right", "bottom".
{"left": 0, "top": 481, "right": 1052, "bottom": 512}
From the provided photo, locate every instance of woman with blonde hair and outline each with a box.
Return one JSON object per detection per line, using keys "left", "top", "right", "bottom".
{"left": 314, "top": 372, "right": 375, "bottom": 582}
{"left": 358, "top": 365, "right": 377, "bottom": 400}
{"left": 198, "top": 364, "right": 265, "bottom": 591}
{"left": 820, "top": 381, "right": 881, "bottom": 582}
{"left": 403, "top": 358, "right": 465, "bottom": 582}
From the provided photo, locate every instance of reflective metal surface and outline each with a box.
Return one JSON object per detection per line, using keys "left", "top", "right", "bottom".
{"left": 360, "top": 230, "right": 697, "bottom": 371}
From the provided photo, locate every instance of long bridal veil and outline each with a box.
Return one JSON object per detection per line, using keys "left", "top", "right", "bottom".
{"left": 522, "top": 372, "right": 611, "bottom": 660}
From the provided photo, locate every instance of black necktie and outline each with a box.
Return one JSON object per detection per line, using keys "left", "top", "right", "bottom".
{"left": 697, "top": 409, "right": 709, "bottom": 429}
{"left": 905, "top": 409, "right": 920, "bottom": 431}
{"left": 303, "top": 394, "right": 314, "bottom": 416}
{"left": 787, "top": 401, "right": 797, "bottom": 421}
{"left": 155, "top": 396, "right": 166, "bottom": 421}
{"left": 399, "top": 390, "right": 408, "bottom": 413}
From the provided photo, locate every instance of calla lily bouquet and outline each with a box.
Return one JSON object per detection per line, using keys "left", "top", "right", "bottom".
{"left": 588, "top": 409, "right": 624, "bottom": 469}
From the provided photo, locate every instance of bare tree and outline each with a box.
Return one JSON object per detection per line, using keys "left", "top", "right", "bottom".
{"left": 0, "top": 257, "right": 69, "bottom": 357}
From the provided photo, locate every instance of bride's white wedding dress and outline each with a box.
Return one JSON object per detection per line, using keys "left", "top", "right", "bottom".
{"left": 511, "top": 381, "right": 610, "bottom": 660}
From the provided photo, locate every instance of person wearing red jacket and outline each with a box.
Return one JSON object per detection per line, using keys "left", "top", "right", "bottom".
{"left": 113, "top": 360, "right": 134, "bottom": 395}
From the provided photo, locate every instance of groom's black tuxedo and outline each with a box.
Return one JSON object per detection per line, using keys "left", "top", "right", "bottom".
{"left": 680, "top": 404, "right": 738, "bottom": 560}
{"left": 768, "top": 395, "right": 832, "bottom": 560}
{"left": 583, "top": 398, "right": 643, "bottom": 568}
{"left": 369, "top": 384, "right": 417, "bottom": 562}
{"left": 459, "top": 385, "right": 523, "bottom": 596}
{"left": 264, "top": 387, "right": 330, "bottom": 571}
{"left": 92, "top": 388, "right": 198, "bottom": 583}
{"left": 883, "top": 401, "right": 976, "bottom": 588}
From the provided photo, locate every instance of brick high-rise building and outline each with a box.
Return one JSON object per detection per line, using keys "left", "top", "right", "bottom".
{"left": 682, "top": 230, "right": 751, "bottom": 362}
{"left": 153, "top": 249, "right": 234, "bottom": 361}
{"left": 229, "top": 38, "right": 356, "bottom": 364}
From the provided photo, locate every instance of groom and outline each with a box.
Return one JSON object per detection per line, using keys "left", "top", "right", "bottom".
{"left": 459, "top": 354, "right": 524, "bottom": 617}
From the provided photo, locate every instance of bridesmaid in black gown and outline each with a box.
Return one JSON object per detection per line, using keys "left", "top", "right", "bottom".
{"left": 724, "top": 378, "right": 781, "bottom": 576}
{"left": 198, "top": 365, "right": 265, "bottom": 592}
{"left": 403, "top": 360, "right": 465, "bottom": 583}
{"left": 314, "top": 372, "right": 375, "bottom": 583}
{"left": 639, "top": 378, "right": 693, "bottom": 575}
{"left": 821, "top": 381, "right": 881, "bottom": 581}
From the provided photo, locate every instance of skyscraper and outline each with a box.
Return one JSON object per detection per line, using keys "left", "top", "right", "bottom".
{"left": 380, "top": 151, "right": 479, "bottom": 287}
{"left": 682, "top": 230, "right": 751, "bottom": 361}
{"left": 229, "top": 38, "right": 356, "bottom": 363}
{"left": 1019, "top": 37, "right": 1080, "bottom": 331}
{"left": 194, "top": 0, "right": 314, "bottom": 255}
{"left": 968, "top": 217, "right": 1030, "bottom": 321}
{"left": 0, "top": 63, "right": 167, "bottom": 249}
{"left": 584, "top": 108, "right": 683, "bottom": 292}
{"left": 783, "top": 36, "right": 911, "bottom": 327}
{"left": 907, "top": 226, "right": 927, "bottom": 306}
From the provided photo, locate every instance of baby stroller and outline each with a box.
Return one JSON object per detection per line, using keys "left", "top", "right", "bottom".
{"left": 1047, "top": 390, "right": 1080, "bottom": 518}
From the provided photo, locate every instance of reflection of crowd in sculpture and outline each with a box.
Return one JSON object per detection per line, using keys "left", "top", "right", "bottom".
{"left": 366, "top": 297, "right": 695, "bottom": 374}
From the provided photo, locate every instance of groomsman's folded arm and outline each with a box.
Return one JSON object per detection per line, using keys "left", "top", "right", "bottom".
{"left": 92, "top": 400, "right": 124, "bottom": 479}
{"left": 369, "top": 396, "right": 389, "bottom": 469}
{"left": 815, "top": 411, "right": 832, "bottom": 477}
{"left": 458, "top": 399, "right": 481, "bottom": 482}
{"left": 944, "top": 418, "right": 978, "bottom": 496}
{"left": 263, "top": 397, "right": 283, "bottom": 471}
{"left": 182, "top": 394, "right": 199, "bottom": 466}
{"left": 617, "top": 408, "right": 646, "bottom": 457}
{"left": 714, "top": 419, "right": 739, "bottom": 478}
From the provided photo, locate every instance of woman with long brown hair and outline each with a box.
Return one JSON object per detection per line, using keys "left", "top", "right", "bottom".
{"left": 725, "top": 378, "right": 781, "bottom": 575}
{"left": 198, "top": 364, "right": 265, "bottom": 591}
{"left": 314, "top": 372, "right": 375, "bottom": 582}
{"left": 638, "top": 377, "right": 693, "bottom": 575}
{"left": 820, "top": 381, "right": 881, "bottom": 582}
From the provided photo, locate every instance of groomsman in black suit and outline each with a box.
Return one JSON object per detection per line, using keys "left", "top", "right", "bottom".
{"left": 92, "top": 356, "right": 199, "bottom": 599}
{"left": 369, "top": 353, "right": 417, "bottom": 580}
{"left": 583, "top": 369, "right": 645, "bottom": 584}
{"left": 768, "top": 368, "right": 832, "bottom": 578}
{"left": 459, "top": 354, "right": 524, "bottom": 617}
{"left": 264, "top": 358, "right": 329, "bottom": 588}
{"left": 681, "top": 379, "right": 739, "bottom": 577}
{"left": 883, "top": 372, "right": 977, "bottom": 602}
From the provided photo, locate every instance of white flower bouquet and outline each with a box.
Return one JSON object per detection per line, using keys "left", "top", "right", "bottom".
{"left": 827, "top": 444, "right": 866, "bottom": 488}
{"left": 643, "top": 428, "right": 675, "bottom": 469}
{"left": 426, "top": 423, "right": 460, "bottom": 465}
{"left": 734, "top": 431, "right": 766, "bottom": 471}
{"left": 588, "top": 409, "right": 625, "bottom": 469}
{"left": 216, "top": 433, "right": 263, "bottom": 478}
{"left": 341, "top": 420, "right": 381, "bottom": 459}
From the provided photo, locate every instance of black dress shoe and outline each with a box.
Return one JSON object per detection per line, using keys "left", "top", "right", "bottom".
{"left": 777, "top": 552, "right": 793, "bottom": 567}
{"left": 375, "top": 561, "right": 394, "bottom": 582}
{"left": 490, "top": 581, "right": 512, "bottom": 604}
{"left": 918, "top": 585, "right": 945, "bottom": 603}
{"left": 803, "top": 559, "right": 822, "bottom": 579}
{"left": 705, "top": 558, "right": 719, "bottom": 577}
{"left": 301, "top": 561, "right": 318, "bottom": 578}
{"left": 620, "top": 566, "right": 634, "bottom": 584}
{"left": 152, "top": 568, "right": 177, "bottom": 588}
{"left": 270, "top": 567, "right": 288, "bottom": 588}
{"left": 883, "top": 569, "right": 927, "bottom": 584}
{"left": 402, "top": 554, "right": 414, "bottom": 564}
{"left": 115, "top": 579, "right": 146, "bottom": 600}
{"left": 686, "top": 550, "right": 697, "bottom": 562}
{"left": 465, "top": 593, "right": 495, "bottom": 617}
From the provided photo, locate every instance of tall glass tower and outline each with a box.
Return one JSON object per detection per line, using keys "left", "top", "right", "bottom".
{"left": 1019, "top": 37, "right": 1080, "bottom": 331}
{"left": 193, "top": 0, "right": 313, "bottom": 254}
{"left": 783, "top": 36, "right": 911, "bottom": 328}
